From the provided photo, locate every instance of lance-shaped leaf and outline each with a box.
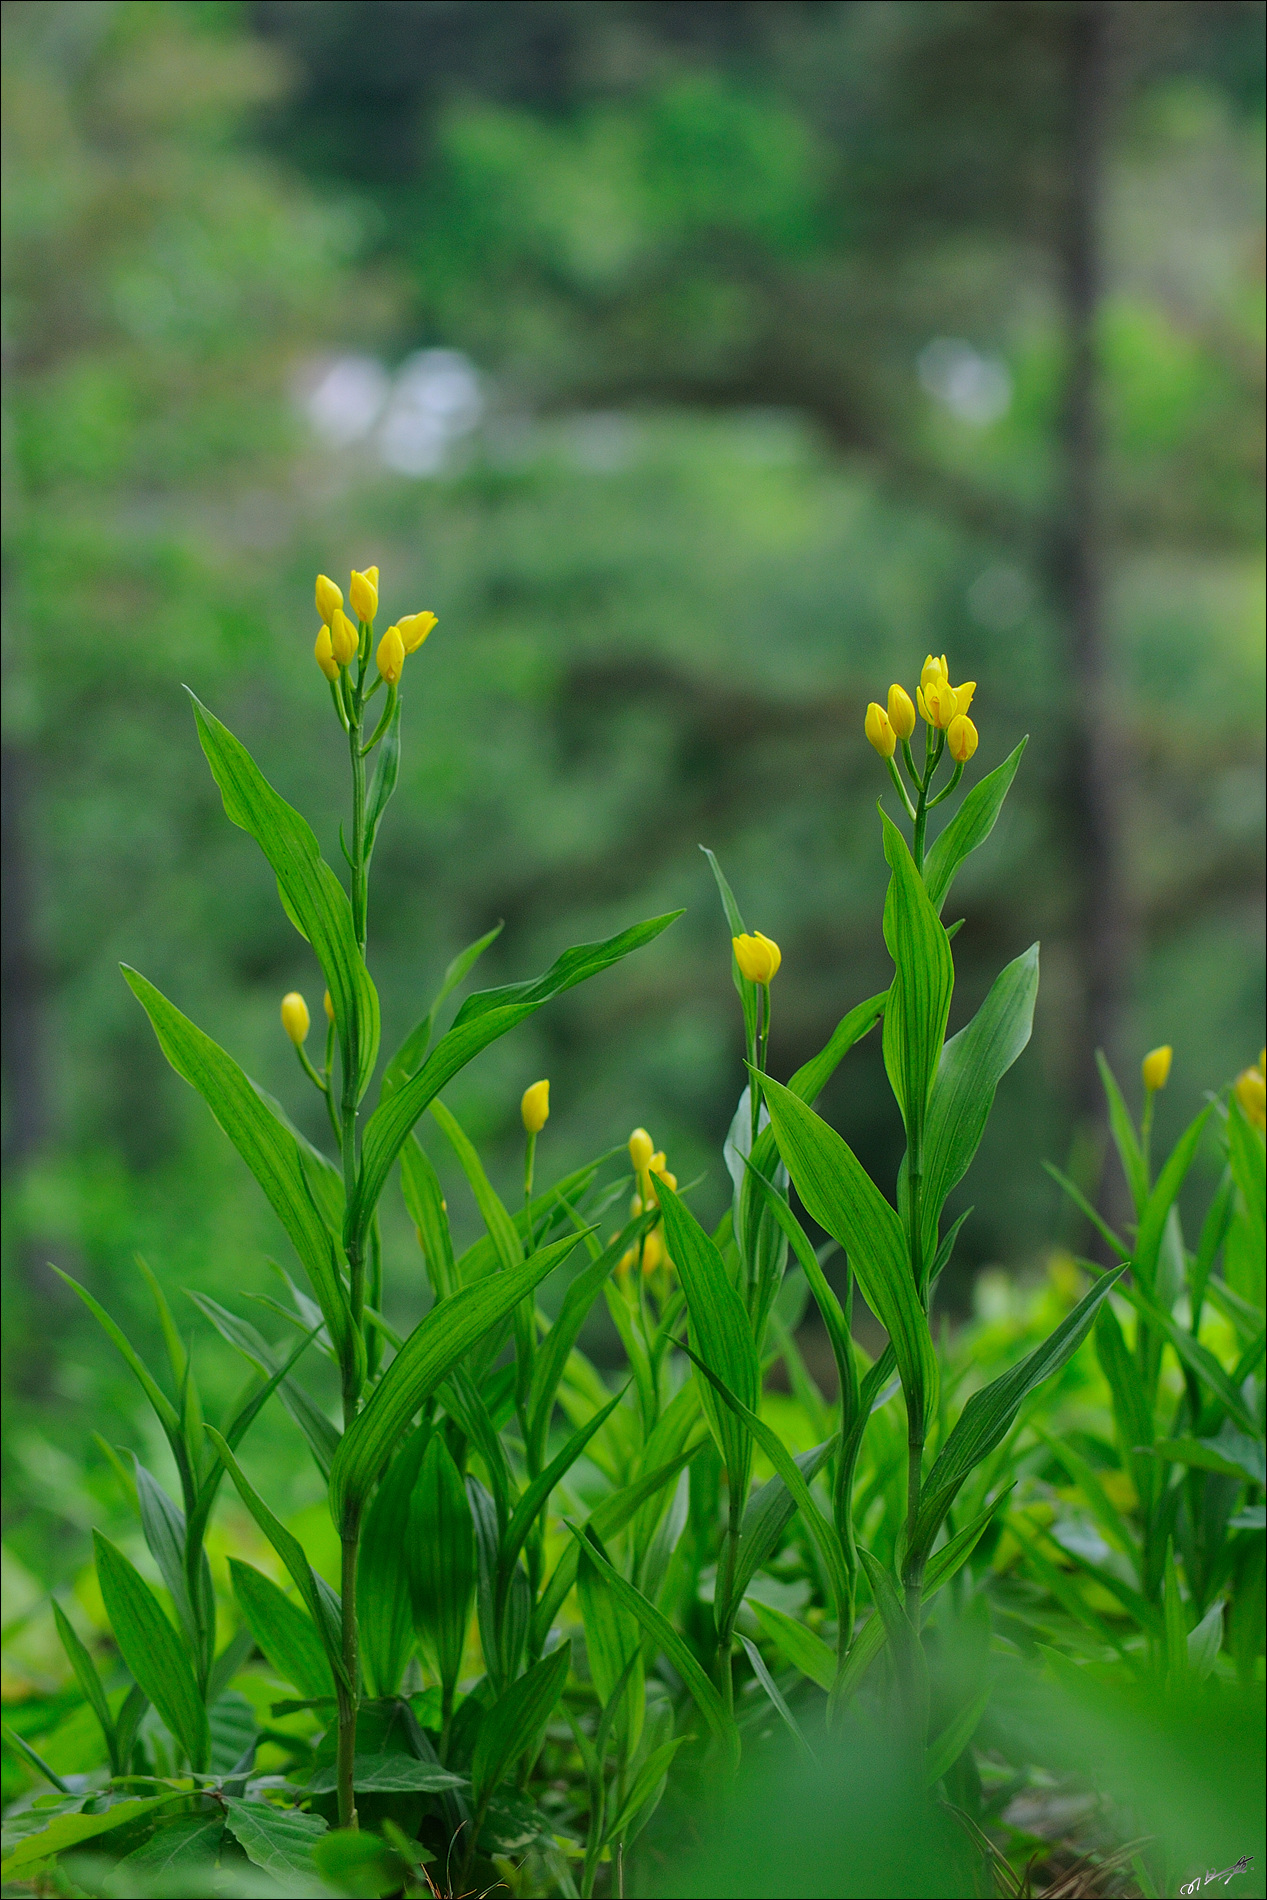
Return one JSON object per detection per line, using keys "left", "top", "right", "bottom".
{"left": 1097, "top": 1051, "right": 1149, "bottom": 1217}
{"left": 329, "top": 1230, "right": 582, "bottom": 1532}
{"left": 51, "top": 1269, "right": 188, "bottom": 1490}
{"left": 229, "top": 1560, "right": 333, "bottom": 1702}
{"left": 880, "top": 811, "right": 953, "bottom": 1175}
{"left": 1133, "top": 1104, "right": 1211, "bottom": 1290}
{"left": 701, "top": 847, "right": 759, "bottom": 1070}
{"left": 431, "top": 1099, "right": 522, "bottom": 1269}
{"left": 52, "top": 1604, "right": 120, "bottom": 1774}
{"left": 122, "top": 970, "right": 351, "bottom": 1360}
{"left": 762, "top": 1075, "right": 937, "bottom": 1431}
{"left": 190, "top": 693, "right": 379, "bottom": 1098}
{"left": 730, "top": 1441, "right": 835, "bottom": 1614}
{"left": 471, "top": 1644, "right": 572, "bottom": 1809}
{"left": 566, "top": 1528, "right": 739, "bottom": 1772}
{"left": 382, "top": 923, "right": 504, "bottom": 1095}
{"left": 205, "top": 1429, "right": 346, "bottom": 1689}
{"left": 400, "top": 1137, "right": 457, "bottom": 1299}
{"left": 749, "top": 1600, "right": 836, "bottom": 1692}
{"left": 527, "top": 1216, "right": 651, "bottom": 1459}
{"left": 359, "top": 1429, "right": 430, "bottom": 1698}
{"left": 93, "top": 1533, "right": 209, "bottom": 1773}
{"left": 131, "top": 1460, "right": 202, "bottom": 1658}
{"left": 655, "top": 1181, "right": 760, "bottom": 1506}
{"left": 859, "top": 1549, "right": 928, "bottom": 1738}
{"left": 740, "top": 1634, "right": 816, "bottom": 1762}
{"left": 920, "top": 944, "right": 1038, "bottom": 1259}
{"left": 578, "top": 1549, "right": 644, "bottom": 1754}
{"left": 500, "top": 1389, "right": 625, "bottom": 1597}
{"left": 188, "top": 1294, "right": 339, "bottom": 1479}
{"left": 410, "top": 1433, "right": 477, "bottom": 1695}
{"left": 924, "top": 737, "right": 1026, "bottom": 915}
{"left": 351, "top": 914, "right": 680, "bottom": 1239}
{"left": 363, "top": 691, "right": 401, "bottom": 865}
{"left": 785, "top": 991, "right": 887, "bottom": 1108}
{"left": 912, "top": 1265, "right": 1127, "bottom": 1559}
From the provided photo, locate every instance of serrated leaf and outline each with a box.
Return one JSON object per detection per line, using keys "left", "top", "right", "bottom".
{"left": 114, "top": 1813, "right": 225, "bottom": 1880}
{"left": 923, "top": 738, "right": 1026, "bottom": 914}
{"left": 471, "top": 1644, "right": 571, "bottom": 1808}
{"left": 122, "top": 970, "right": 352, "bottom": 1361}
{"left": 229, "top": 1560, "right": 333, "bottom": 1702}
{"left": 351, "top": 913, "right": 680, "bottom": 1239}
{"left": 93, "top": 1533, "right": 209, "bottom": 1773}
{"left": 221, "top": 1796, "right": 327, "bottom": 1880}
{"left": 0, "top": 1795, "right": 183, "bottom": 1877}
{"left": 190, "top": 693, "right": 379, "bottom": 1099}
{"left": 329, "top": 1230, "right": 581, "bottom": 1533}
{"left": 305, "top": 1752, "right": 467, "bottom": 1795}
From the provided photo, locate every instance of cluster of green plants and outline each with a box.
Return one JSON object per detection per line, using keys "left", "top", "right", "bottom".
{"left": 2, "top": 570, "right": 1262, "bottom": 1900}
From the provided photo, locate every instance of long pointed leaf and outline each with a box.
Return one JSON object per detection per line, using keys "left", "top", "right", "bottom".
{"left": 471, "top": 1644, "right": 571, "bottom": 1808}
{"left": 93, "top": 1533, "right": 209, "bottom": 1772}
{"left": 229, "top": 1560, "right": 334, "bottom": 1702}
{"left": 383, "top": 923, "right": 504, "bottom": 1094}
{"left": 924, "top": 738, "right": 1026, "bottom": 915}
{"left": 880, "top": 810, "right": 953, "bottom": 1175}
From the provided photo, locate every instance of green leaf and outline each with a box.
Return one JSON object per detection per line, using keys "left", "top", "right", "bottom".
{"left": 114, "top": 1814, "right": 225, "bottom": 1881}
{"left": 1, "top": 1724, "right": 72, "bottom": 1794}
{"left": 229, "top": 1560, "right": 333, "bottom": 1702}
{"left": 409, "top": 1434, "right": 477, "bottom": 1696}
{"left": 880, "top": 810, "right": 954, "bottom": 1175}
{"left": 655, "top": 1180, "right": 760, "bottom": 1505}
{"left": 701, "top": 846, "right": 759, "bottom": 1064}
{"left": 190, "top": 692, "right": 379, "bottom": 1098}
{"left": 566, "top": 1528, "right": 739, "bottom": 1773}
{"left": 527, "top": 1219, "right": 646, "bottom": 1458}
{"left": 731, "top": 1441, "right": 835, "bottom": 1616}
{"left": 131, "top": 1461, "right": 198, "bottom": 1653}
{"left": 92, "top": 1532, "right": 209, "bottom": 1773}
{"left": 748, "top": 1600, "right": 835, "bottom": 1692}
{"left": 306, "top": 1753, "right": 466, "bottom": 1795}
{"left": 501, "top": 1389, "right": 625, "bottom": 1596}
{"left": 740, "top": 1634, "right": 816, "bottom": 1762}
{"left": 188, "top": 1294, "right": 338, "bottom": 1479}
{"left": 741, "top": 1165, "right": 856, "bottom": 1433}
{"left": 912, "top": 1266, "right": 1127, "bottom": 1558}
{"left": 471, "top": 1644, "right": 571, "bottom": 1808}
{"left": 606, "top": 1737, "right": 687, "bottom": 1845}
{"left": 0, "top": 1796, "right": 183, "bottom": 1877}
{"left": 221, "top": 1795, "right": 327, "bottom": 1881}
{"left": 431, "top": 1098, "right": 522, "bottom": 1269}
{"left": 920, "top": 945, "right": 1038, "bottom": 1258}
{"left": 358, "top": 1429, "right": 430, "bottom": 1699}
{"left": 924, "top": 737, "right": 1026, "bottom": 915}
{"left": 1134, "top": 1106, "right": 1212, "bottom": 1290}
{"left": 1097, "top": 1051, "right": 1149, "bottom": 1217}
{"left": 122, "top": 970, "right": 352, "bottom": 1360}
{"left": 785, "top": 992, "right": 887, "bottom": 1108}
{"left": 351, "top": 913, "right": 681, "bottom": 1239}
{"left": 206, "top": 1429, "right": 345, "bottom": 1689}
{"left": 399, "top": 1136, "right": 458, "bottom": 1298}
{"left": 578, "top": 1549, "right": 644, "bottom": 1754}
{"left": 761, "top": 1074, "right": 937, "bottom": 1431}
{"left": 1149, "top": 1426, "right": 1265, "bottom": 1487}
{"left": 383, "top": 923, "right": 504, "bottom": 1095}
{"left": 1109, "top": 1278, "right": 1260, "bottom": 1435}
{"left": 924, "top": 1683, "right": 991, "bottom": 1788}
{"left": 859, "top": 1548, "right": 928, "bottom": 1736}
{"left": 330, "top": 1230, "right": 581, "bottom": 1534}
{"left": 1226, "top": 1098, "right": 1266, "bottom": 1262}
{"left": 363, "top": 691, "right": 401, "bottom": 864}
{"left": 209, "top": 1690, "right": 257, "bottom": 1776}
{"left": 1187, "top": 1599, "right": 1224, "bottom": 1681}
{"left": 51, "top": 1603, "right": 117, "bottom": 1772}
{"left": 49, "top": 1268, "right": 182, "bottom": 1447}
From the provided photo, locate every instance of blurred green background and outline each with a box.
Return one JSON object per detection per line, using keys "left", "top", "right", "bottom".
{"left": 2, "top": 0, "right": 1263, "bottom": 1585}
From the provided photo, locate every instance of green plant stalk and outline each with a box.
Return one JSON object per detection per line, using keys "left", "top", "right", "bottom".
{"left": 715, "top": 1492, "right": 742, "bottom": 1714}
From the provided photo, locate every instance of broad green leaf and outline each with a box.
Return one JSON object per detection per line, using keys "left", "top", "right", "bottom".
{"left": 190, "top": 693, "right": 379, "bottom": 1098}
{"left": 208, "top": 1690, "right": 256, "bottom": 1776}
{"left": 471, "top": 1644, "right": 571, "bottom": 1808}
{"left": 131, "top": 1459, "right": 210, "bottom": 1672}
{"left": 331, "top": 1230, "right": 580, "bottom": 1533}
{"left": 409, "top": 1434, "right": 477, "bottom": 1695}
{"left": 229, "top": 1561, "right": 332, "bottom": 1702}
{"left": 359, "top": 1428, "right": 430, "bottom": 1699}
{"left": 221, "top": 1796, "right": 326, "bottom": 1880}
{"left": 51, "top": 1604, "right": 117, "bottom": 1771}
{"left": 460, "top": 1157, "right": 611, "bottom": 1286}
{"left": 566, "top": 1529, "right": 739, "bottom": 1773}
{"left": 1149, "top": 1424, "right": 1265, "bottom": 1486}
{"left": 206, "top": 1625, "right": 255, "bottom": 1706}
{"left": 400, "top": 1136, "right": 458, "bottom": 1298}
{"left": 93, "top": 1532, "right": 209, "bottom": 1773}
{"left": 0, "top": 1796, "right": 183, "bottom": 1877}
{"left": 740, "top": 1634, "right": 816, "bottom": 1761}
{"left": 431, "top": 1099, "right": 522, "bottom": 1269}
{"left": 920, "top": 945, "right": 1038, "bottom": 1259}
{"left": 785, "top": 992, "right": 887, "bottom": 1108}
{"left": 924, "top": 737, "right": 1026, "bottom": 914}
{"left": 351, "top": 913, "right": 680, "bottom": 1238}
{"left": 114, "top": 1814, "right": 224, "bottom": 1881}
{"left": 1134, "top": 1105, "right": 1212, "bottom": 1290}
{"left": 748, "top": 1599, "right": 835, "bottom": 1691}
{"left": 761, "top": 1075, "right": 937, "bottom": 1431}
{"left": 924, "top": 1683, "right": 991, "bottom": 1788}
{"left": 306, "top": 1753, "right": 466, "bottom": 1795}
{"left": 742, "top": 1165, "right": 856, "bottom": 1434}
{"left": 656, "top": 1181, "right": 760, "bottom": 1503}
{"left": 606, "top": 1737, "right": 687, "bottom": 1845}
{"left": 1187, "top": 1599, "right": 1224, "bottom": 1681}
{"left": 443, "top": 1364, "right": 515, "bottom": 1524}
{"left": 122, "top": 970, "right": 351, "bottom": 1361}
{"left": 188, "top": 1294, "right": 339, "bottom": 1479}
{"left": 912, "top": 1266, "right": 1127, "bottom": 1557}
{"left": 578, "top": 1549, "right": 644, "bottom": 1754}
{"left": 1097, "top": 1051, "right": 1148, "bottom": 1217}
{"left": 383, "top": 922, "right": 504, "bottom": 1094}
{"left": 206, "top": 1430, "right": 346, "bottom": 1689}
{"left": 880, "top": 811, "right": 954, "bottom": 1179}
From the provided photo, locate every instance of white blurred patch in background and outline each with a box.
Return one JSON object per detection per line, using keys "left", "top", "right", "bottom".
{"left": 918, "top": 337, "right": 1013, "bottom": 427}
{"left": 300, "top": 349, "right": 483, "bottom": 474}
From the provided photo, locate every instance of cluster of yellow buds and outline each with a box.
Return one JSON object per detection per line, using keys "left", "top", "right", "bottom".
{"left": 865, "top": 654, "right": 978, "bottom": 766}
{"left": 313, "top": 567, "right": 437, "bottom": 688}
{"left": 1234, "top": 1050, "right": 1266, "bottom": 1132}
{"left": 732, "top": 931, "right": 781, "bottom": 985}
{"left": 619, "top": 1126, "right": 677, "bottom": 1279}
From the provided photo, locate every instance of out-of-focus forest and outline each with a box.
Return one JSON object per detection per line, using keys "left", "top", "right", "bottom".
{"left": 2, "top": 0, "right": 1263, "bottom": 1586}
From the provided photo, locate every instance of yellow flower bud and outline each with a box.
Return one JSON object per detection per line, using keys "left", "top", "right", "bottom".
{"left": 349, "top": 567, "right": 379, "bottom": 623}
{"left": 1233, "top": 1064, "right": 1266, "bottom": 1132}
{"left": 629, "top": 1128, "right": 654, "bottom": 1172}
{"left": 376, "top": 624, "right": 405, "bottom": 686}
{"left": 330, "top": 609, "right": 358, "bottom": 668}
{"left": 732, "top": 931, "right": 782, "bottom": 985}
{"left": 921, "top": 653, "right": 949, "bottom": 691}
{"left": 655, "top": 1168, "right": 677, "bottom": 1193}
{"left": 324, "top": 990, "right": 335, "bottom": 1023}
{"left": 865, "top": 702, "right": 897, "bottom": 758}
{"left": 315, "top": 574, "right": 343, "bottom": 626}
{"left": 314, "top": 624, "right": 338, "bottom": 682}
{"left": 922, "top": 677, "right": 959, "bottom": 729}
{"left": 398, "top": 610, "right": 438, "bottom": 654}
{"left": 521, "top": 1078, "right": 550, "bottom": 1134}
{"left": 280, "top": 992, "right": 310, "bottom": 1047}
{"left": 641, "top": 1227, "right": 664, "bottom": 1274}
{"left": 1141, "top": 1045, "right": 1172, "bottom": 1093}
{"left": 886, "top": 684, "right": 916, "bottom": 740}
{"left": 947, "top": 713, "right": 978, "bottom": 763}
{"left": 630, "top": 1193, "right": 644, "bottom": 1217}
{"left": 955, "top": 681, "right": 976, "bottom": 716}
